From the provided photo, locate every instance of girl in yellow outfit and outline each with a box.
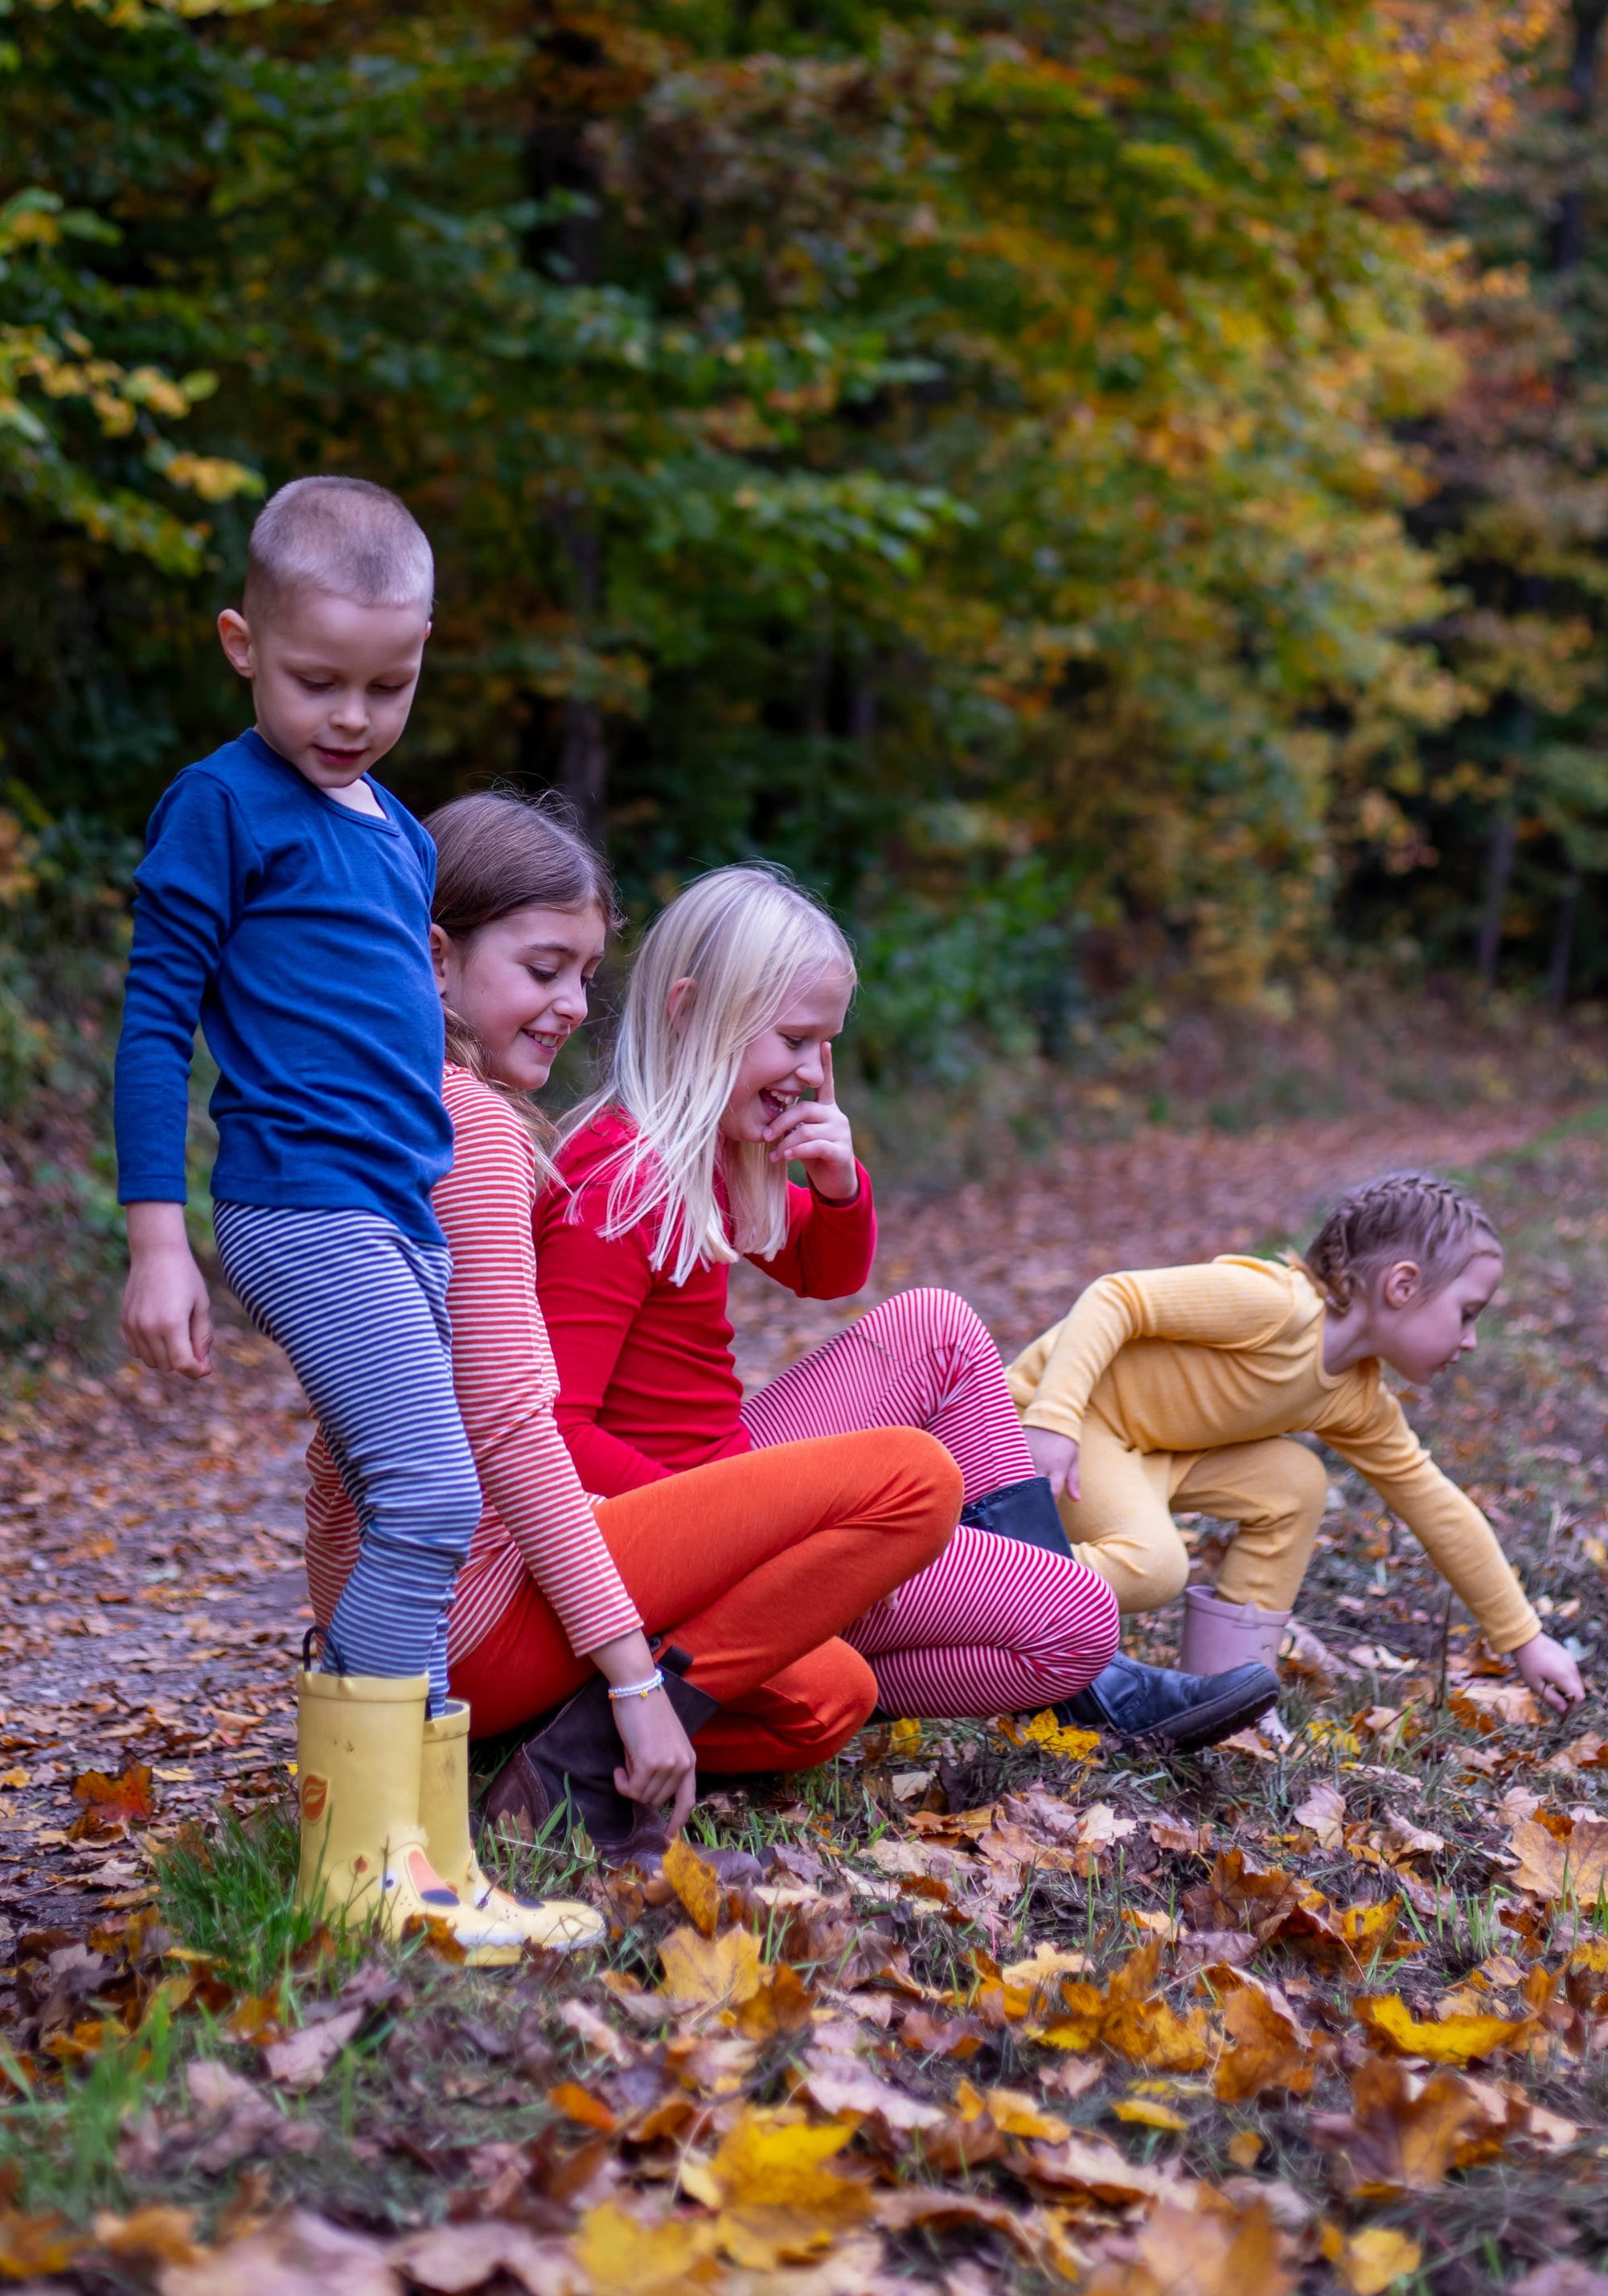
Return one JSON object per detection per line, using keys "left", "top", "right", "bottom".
{"left": 1007, "top": 1171, "right": 1585, "bottom": 1717}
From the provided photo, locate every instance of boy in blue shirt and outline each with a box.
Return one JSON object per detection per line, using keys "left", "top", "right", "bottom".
{"left": 115, "top": 476, "right": 596, "bottom": 1958}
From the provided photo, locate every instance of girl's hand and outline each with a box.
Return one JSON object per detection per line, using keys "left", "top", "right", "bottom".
{"left": 611, "top": 1687, "right": 699, "bottom": 1831}
{"left": 763, "top": 1042, "right": 857, "bottom": 1203}
{"left": 1514, "top": 1630, "right": 1585, "bottom": 1716}
{"left": 1024, "top": 1425, "right": 1080, "bottom": 1503}
{"left": 122, "top": 1204, "right": 213, "bottom": 1380}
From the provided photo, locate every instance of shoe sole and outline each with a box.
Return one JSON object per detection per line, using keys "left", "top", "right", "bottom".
{"left": 1125, "top": 1678, "right": 1279, "bottom": 1756}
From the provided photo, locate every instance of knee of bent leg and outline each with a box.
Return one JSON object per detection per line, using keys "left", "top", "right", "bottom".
{"left": 1120, "top": 1535, "right": 1192, "bottom": 1613}
{"left": 884, "top": 1428, "right": 964, "bottom": 1561}
{"left": 412, "top": 1449, "right": 484, "bottom": 1564}
{"left": 1263, "top": 1439, "right": 1329, "bottom": 1535}
{"left": 793, "top": 1645, "right": 879, "bottom": 1763}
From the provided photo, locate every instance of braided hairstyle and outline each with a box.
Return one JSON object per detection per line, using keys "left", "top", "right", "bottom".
{"left": 1302, "top": 1171, "right": 1501, "bottom": 1313}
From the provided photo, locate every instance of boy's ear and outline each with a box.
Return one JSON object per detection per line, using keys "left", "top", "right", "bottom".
{"left": 216, "top": 609, "right": 255, "bottom": 679}
{"left": 667, "top": 975, "right": 697, "bottom": 1030}
{"left": 428, "top": 923, "right": 452, "bottom": 990}
{"left": 1380, "top": 1258, "right": 1422, "bottom": 1310}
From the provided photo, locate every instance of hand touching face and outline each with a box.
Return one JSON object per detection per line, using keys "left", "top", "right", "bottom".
{"left": 715, "top": 965, "right": 859, "bottom": 1201}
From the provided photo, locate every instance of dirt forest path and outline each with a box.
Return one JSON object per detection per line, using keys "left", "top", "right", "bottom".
{"left": 0, "top": 1096, "right": 1581, "bottom": 1942}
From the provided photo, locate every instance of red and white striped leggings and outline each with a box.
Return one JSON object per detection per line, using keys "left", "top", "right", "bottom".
{"left": 740, "top": 1289, "right": 1119, "bottom": 1718}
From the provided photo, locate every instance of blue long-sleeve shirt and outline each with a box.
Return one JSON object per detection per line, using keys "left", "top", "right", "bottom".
{"left": 113, "top": 728, "right": 453, "bottom": 1244}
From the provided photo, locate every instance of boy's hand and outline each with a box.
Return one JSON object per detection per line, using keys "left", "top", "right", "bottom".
{"left": 122, "top": 1203, "right": 212, "bottom": 1380}
{"left": 1514, "top": 1630, "right": 1585, "bottom": 1716}
{"left": 1024, "top": 1425, "right": 1080, "bottom": 1503}
{"left": 764, "top": 1043, "right": 858, "bottom": 1203}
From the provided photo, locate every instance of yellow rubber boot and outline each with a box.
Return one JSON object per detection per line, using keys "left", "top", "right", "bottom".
{"left": 420, "top": 1702, "right": 602, "bottom": 1952}
{"left": 294, "top": 1669, "right": 522, "bottom": 1965}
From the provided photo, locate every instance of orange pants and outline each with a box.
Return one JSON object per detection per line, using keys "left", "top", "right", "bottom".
{"left": 449, "top": 1429, "right": 961, "bottom": 1771}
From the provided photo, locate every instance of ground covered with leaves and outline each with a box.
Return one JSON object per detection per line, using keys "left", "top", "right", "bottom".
{"left": 3, "top": 1087, "right": 1608, "bottom": 2294}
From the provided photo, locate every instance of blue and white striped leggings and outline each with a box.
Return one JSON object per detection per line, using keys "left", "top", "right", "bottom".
{"left": 214, "top": 1203, "right": 481, "bottom": 1712}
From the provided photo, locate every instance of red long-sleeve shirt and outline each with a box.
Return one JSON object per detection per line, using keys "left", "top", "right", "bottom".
{"left": 535, "top": 1106, "right": 876, "bottom": 1494}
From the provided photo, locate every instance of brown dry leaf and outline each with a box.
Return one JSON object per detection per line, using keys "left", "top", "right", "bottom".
{"left": 68, "top": 1764, "right": 155, "bottom": 1839}
{"left": 1018, "top": 2132, "right": 1187, "bottom": 2208}
{"left": 94, "top": 2207, "right": 202, "bottom": 2266}
{"left": 261, "top": 2007, "right": 365, "bottom": 2093}
{"left": 1043, "top": 1941, "right": 1211, "bottom": 2072}
{"left": 1335, "top": 2225, "right": 1423, "bottom": 2295}
{"left": 1083, "top": 2196, "right": 1291, "bottom": 2296}
{"left": 1150, "top": 1815, "right": 1208, "bottom": 1855}
{"left": 570, "top": 2204, "right": 718, "bottom": 2295}
{"left": 1292, "top": 1782, "right": 1346, "bottom": 1849}
{"left": 999, "top": 1942, "right": 1091, "bottom": 1988}
{"left": 1215, "top": 1728, "right": 1279, "bottom": 1761}
{"left": 732, "top": 1959, "right": 814, "bottom": 2043}
{"left": 658, "top": 1924, "right": 764, "bottom": 2007}
{"left": 1509, "top": 1815, "right": 1608, "bottom": 1904}
{"left": 1375, "top": 1810, "right": 1446, "bottom": 1866}
{"left": 1210, "top": 1970, "right": 1319, "bottom": 2102}
{"left": 158, "top": 2208, "right": 401, "bottom": 2296}
{"left": 660, "top": 1837, "right": 724, "bottom": 1940}
{"left": 548, "top": 2081, "right": 617, "bottom": 2134}
{"left": 981, "top": 2085, "right": 1070, "bottom": 2141}
{"left": 0, "top": 2209, "right": 85, "bottom": 2278}
{"left": 1316, "top": 2057, "right": 1508, "bottom": 2197}
{"left": 388, "top": 2220, "right": 579, "bottom": 2295}
{"left": 1512, "top": 2267, "right": 1608, "bottom": 2296}
{"left": 795, "top": 2053, "right": 945, "bottom": 2132}
{"left": 1457, "top": 1679, "right": 1543, "bottom": 1729}
{"left": 1183, "top": 1850, "right": 1304, "bottom": 1945}
{"left": 1545, "top": 1732, "right": 1608, "bottom": 1775}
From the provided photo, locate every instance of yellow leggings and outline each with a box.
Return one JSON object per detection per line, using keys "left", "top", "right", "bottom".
{"left": 1060, "top": 1414, "right": 1327, "bottom": 1614}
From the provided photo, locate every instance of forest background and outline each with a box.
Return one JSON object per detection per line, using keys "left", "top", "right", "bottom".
{"left": 6, "top": 0, "right": 1608, "bottom": 1351}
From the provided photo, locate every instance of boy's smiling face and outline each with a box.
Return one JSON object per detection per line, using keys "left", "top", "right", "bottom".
{"left": 217, "top": 588, "right": 430, "bottom": 796}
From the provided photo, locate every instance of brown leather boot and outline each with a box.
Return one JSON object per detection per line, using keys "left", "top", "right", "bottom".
{"left": 479, "top": 1648, "right": 764, "bottom": 1885}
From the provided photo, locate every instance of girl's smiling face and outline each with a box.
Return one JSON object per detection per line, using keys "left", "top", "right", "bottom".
{"left": 430, "top": 904, "right": 607, "bottom": 1093}
{"left": 716, "top": 966, "right": 854, "bottom": 1144}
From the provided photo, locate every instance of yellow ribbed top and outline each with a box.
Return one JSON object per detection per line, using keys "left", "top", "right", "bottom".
{"left": 1007, "top": 1254, "right": 1537, "bottom": 1653}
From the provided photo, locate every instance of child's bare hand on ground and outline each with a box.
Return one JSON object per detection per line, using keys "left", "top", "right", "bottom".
{"left": 761, "top": 1043, "right": 858, "bottom": 1202}
{"left": 1024, "top": 1425, "right": 1080, "bottom": 1503}
{"left": 1515, "top": 1629, "right": 1585, "bottom": 1716}
{"left": 612, "top": 1689, "right": 698, "bottom": 1831}
{"left": 121, "top": 1203, "right": 212, "bottom": 1379}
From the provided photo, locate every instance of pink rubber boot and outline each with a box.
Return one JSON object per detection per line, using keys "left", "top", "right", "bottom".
{"left": 1179, "top": 1588, "right": 1290, "bottom": 1676}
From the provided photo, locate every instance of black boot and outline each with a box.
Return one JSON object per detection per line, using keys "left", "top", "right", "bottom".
{"left": 480, "top": 1647, "right": 764, "bottom": 1883}
{"left": 960, "top": 1474, "right": 1073, "bottom": 1556}
{"left": 1055, "top": 1651, "right": 1279, "bottom": 1755}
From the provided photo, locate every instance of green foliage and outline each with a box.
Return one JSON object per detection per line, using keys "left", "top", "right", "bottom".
{"left": 0, "top": 0, "right": 1584, "bottom": 1077}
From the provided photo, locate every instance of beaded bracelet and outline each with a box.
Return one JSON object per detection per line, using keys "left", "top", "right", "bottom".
{"left": 606, "top": 1669, "right": 665, "bottom": 1702}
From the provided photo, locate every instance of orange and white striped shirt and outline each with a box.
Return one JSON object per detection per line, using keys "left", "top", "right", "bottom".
{"left": 303, "top": 1065, "right": 642, "bottom": 1663}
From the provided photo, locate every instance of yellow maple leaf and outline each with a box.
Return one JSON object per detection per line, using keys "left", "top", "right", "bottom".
{"left": 661, "top": 1836, "right": 724, "bottom": 1938}
{"left": 1355, "top": 1993, "right": 1534, "bottom": 2064}
{"left": 888, "top": 1716, "right": 923, "bottom": 1756}
{"left": 572, "top": 2201, "right": 720, "bottom": 2293}
{"left": 982, "top": 2086, "right": 1070, "bottom": 2140}
{"left": 1019, "top": 1711, "right": 1102, "bottom": 1762}
{"left": 1112, "top": 2097, "right": 1188, "bottom": 2130}
{"left": 658, "top": 1924, "right": 764, "bottom": 2007}
{"left": 695, "top": 2107, "right": 863, "bottom": 2211}
{"left": 1508, "top": 1815, "right": 1608, "bottom": 1904}
{"left": 1334, "top": 2224, "right": 1422, "bottom": 2295}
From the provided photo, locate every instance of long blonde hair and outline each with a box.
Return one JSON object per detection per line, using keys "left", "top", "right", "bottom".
{"left": 568, "top": 865, "right": 856, "bottom": 1285}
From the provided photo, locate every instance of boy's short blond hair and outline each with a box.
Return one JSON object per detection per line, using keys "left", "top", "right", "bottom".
{"left": 243, "top": 475, "right": 433, "bottom": 619}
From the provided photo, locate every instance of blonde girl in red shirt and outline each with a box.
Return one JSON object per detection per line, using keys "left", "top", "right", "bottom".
{"left": 304, "top": 797, "right": 963, "bottom": 1878}
{"left": 535, "top": 864, "right": 1280, "bottom": 1752}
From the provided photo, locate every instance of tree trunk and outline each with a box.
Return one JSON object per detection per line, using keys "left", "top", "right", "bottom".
{"left": 1477, "top": 806, "right": 1516, "bottom": 989}
{"left": 559, "top": 699, "right": 609, "bottom": 850}
{"left": 1558, "top": 1, "right": 1608, "bottom": 270}
{"left": 1549, "top": 873, "right": 1581, "bottom": 1009}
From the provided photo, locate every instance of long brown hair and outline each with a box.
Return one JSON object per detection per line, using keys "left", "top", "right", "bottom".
{"left": 422, "top": 789, "right": 618, "bottom": 1175}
